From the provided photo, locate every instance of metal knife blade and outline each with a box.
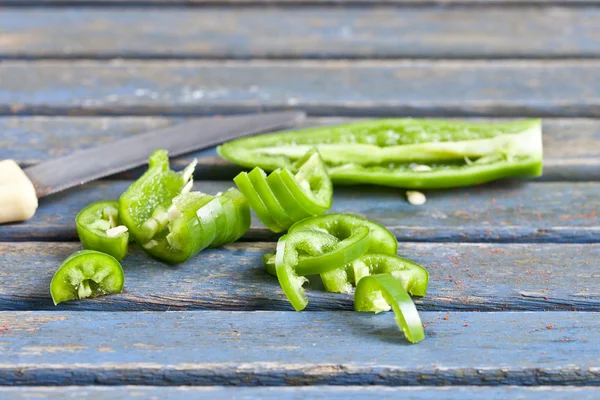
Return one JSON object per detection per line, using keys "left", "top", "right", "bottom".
{"left": 24, "top": 111, "right": 305, "bottom": 198}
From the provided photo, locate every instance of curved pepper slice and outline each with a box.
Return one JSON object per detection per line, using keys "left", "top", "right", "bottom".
{"left": 50, "top": 250, "right": 124, "bottom": 305}
{"left": 76, "top": 200, "right": 129, "bottom": 261}
{"left": 354, "top": 273, "right": 425, "bottom": 344}
{"left": 218, "top": 119, "right": 543, "bottom": 189}
{"left": 289, "top": 213, "right": 398, "bottom": 255}
{"left": 120, "top": 149, "right": 195, "bottom": 244}
{"left": 321, "top": 253, "right": 429, "bottom": 295}
{"left": 234, "top": 149, "right": 332, "bottom": 232}
{"left": 234, "top": 171, "right": 284, "bottom": 233}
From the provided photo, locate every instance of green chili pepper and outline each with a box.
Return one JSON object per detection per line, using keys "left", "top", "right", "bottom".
{"left": 234, "top": 149, "right": 332, "bottom": 232}
{"left": 50, "top": 250, "right": 124, "bottom": 305}
{"left": 321, "top": 253, "right": 429, "bottom": 295}
{"left": 120, "top": 150, "right": 195, "bottom": 245}
{"left": 76, "top": 200, "right": 129, "bottom": 261}
{"left": 354, "top": 273, "right": 425, "bottom": 343}
{"left": 142, "top": 189, "right": 250, "bottom": 264}
{"left": 289, "top": 213, "right": 398, "bottom": 255}
{"left": 218, "top": 119, "right": 543, "bottom": 189}
{"left": 275, "top": 228, "right": 369, "bottom": 311}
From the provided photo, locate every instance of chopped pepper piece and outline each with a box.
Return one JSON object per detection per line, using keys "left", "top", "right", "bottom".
{"left": 120, "top": 150, "right": 195, "bottom": 244}
{"left": 76, "top": 200, "right": 129, "bottom": 261}
{"left": 354, "top": 273, "right": 425, "bottom": 343}
{"left": 50, "top": 250, "right": 124, "bottom": 305}
{"left": 234, "top": 149, "right": 332, "bottom": 232}
{"left": 219, "top": 119, "right": 543, "bottom": 189}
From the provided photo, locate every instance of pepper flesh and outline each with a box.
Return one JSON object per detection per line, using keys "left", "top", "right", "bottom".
{"left": 219, "top": 119, "right": 543, "bottom": 189}
{"left": 76, "top": 200, "right": 129, "bottom": 261}
{"left": 354, "top": 273, "right": 425, "bottom": 343}
{"left": 234, "top": 149, "right": 332, "bottom": 232}
{"left": 50, "top": 250, "right": 124, "bottom": 305}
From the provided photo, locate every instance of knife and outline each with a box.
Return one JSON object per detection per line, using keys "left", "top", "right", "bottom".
{"left": 0, "top": 111, "right": 305, "bottom": 224}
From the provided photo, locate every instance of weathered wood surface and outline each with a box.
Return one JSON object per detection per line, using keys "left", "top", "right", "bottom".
{"left": 3, "top": 180, "right": 598, "bottom": 243}
{"left": 2, "top": 61, "right": 600, "bottom": 117}
{"left": 2, "top": 116, "right": 599, "bottom": 181}
{"left": 2, "top": 241, "right": 599, "bottom": 311}
{"left": 1, "top": 311, "right": 599, "bottom": 385}
{"left": 2, "top": 8, "right": 600, "bottom": 59}
{"left": 3, "top": 0, "right": 600, "bottom": 5}
{"left": 2, "top": 386, "right": 600, "bottom": 400}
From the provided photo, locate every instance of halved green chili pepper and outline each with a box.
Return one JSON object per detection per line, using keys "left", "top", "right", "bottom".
{"left": 218, "top": 119, "right": 543, "bottom": 189}
{"left": 289, "top": 213, "right": 398, "bottom": 255}
{"left": 76, "top": 200, "right": 129, "bottom": 261}
{"left": 321, "top": 253, "right": 429, "bottom": 295}
{"left": 275, "top": 228, "right": 369, "bottom": 311}
{"left": 354, "top": 273, "right": 425, "bottom": 343}
{"left": 50, "top": 250, "right": 124, "bottom": 305}
{"left": 234, "top": 149, "right": 332, "bottom": 232}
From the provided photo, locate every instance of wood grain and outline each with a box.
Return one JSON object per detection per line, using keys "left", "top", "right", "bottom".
{"left": 1, "top": 60, "right": 600, "bottom": 117}
{"left": 1, "top": 241, "right": 599, "bottom": 311}
{"left": 3, "top": 180, "right": 598, "bottom": 243}
{"left": 1, "top": 311, "right": 599, "bottom": 385}
{"left": 2, "top": 386, "right": 600, "bottom": 399}
{"left": 2, "top": 117, "right": 599, "bottom": 181}
{"left": 2, "top": 8, "right": 600, "bottom": 59}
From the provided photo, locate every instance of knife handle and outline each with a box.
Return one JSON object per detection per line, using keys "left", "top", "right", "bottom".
{"left": 0, "top": 160, "right": 39, "bottom": 224}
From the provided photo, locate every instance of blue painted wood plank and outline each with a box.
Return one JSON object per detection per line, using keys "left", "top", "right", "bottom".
{"left": 0, "top": 311, "right": 598, "bottom": 385}
{"left": 1, "top": 241, "right": 599, "bottom": 311}
{"left": 2, "top": 180, "right": 598, "bottom": 243}
{"left": 2, "top": 386, "right": 600, "bottom": 400}
{"left": 2, "top": 8, "right": 600, "bottom": 59}
{"left": 2, "top": 117, "right": 599, "bottom": 181}
{"left": 1, "top": 60, "right": 600, "bottom": 117}
{"left": 3, "top": 0, "right": 600, "bottom": 4}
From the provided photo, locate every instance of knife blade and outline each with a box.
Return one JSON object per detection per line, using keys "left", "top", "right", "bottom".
{"left": 0, "top": 111, "right": 305, "bottom": 223}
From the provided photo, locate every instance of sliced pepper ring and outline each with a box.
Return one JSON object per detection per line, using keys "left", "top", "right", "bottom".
{"left": 289, "top": 213, "right": 398, "bottom": 255}
{"left": 247, "top": 168, "right": 295, "bottom": 229}
{"left": 266, "top": 169, "right": 314, "bottom": 222}
{"left": 50, "top": 250, "right": 124, "bottom": 305}
{"left": 76, "top": 200, "right": 129, "bottom": 261}
{"left": 354, "top": 273, "right": 425, "bottom": 344}
{"left": 234, "top": 171, "right": 285, "bottom": 233}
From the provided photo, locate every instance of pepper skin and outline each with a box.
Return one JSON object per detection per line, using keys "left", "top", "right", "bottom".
{"left": 76, "top": 200, "right": 129, "bottom": 261}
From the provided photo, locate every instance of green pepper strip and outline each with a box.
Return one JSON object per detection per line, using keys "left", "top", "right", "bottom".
{"left": 76, "top": 200, "right": 129, "bottom": 261}
{"left": 218, "top": 119, "right": 543, "bottom": 189}
{"left": 234, "top": 149, "right": 332, "bottom": 232}
{"left": 289, "top": 213, "right": 398, "bottom": 255}
{"left": 354, "top": 273, "right": 425, "bottom": 344}
{"left": 50, "top": 250, "right": 124, "bottom": 305}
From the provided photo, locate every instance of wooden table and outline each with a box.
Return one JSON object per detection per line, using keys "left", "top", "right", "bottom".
{"left": 1, "top": 1, "right": 600, "bottom": 398}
